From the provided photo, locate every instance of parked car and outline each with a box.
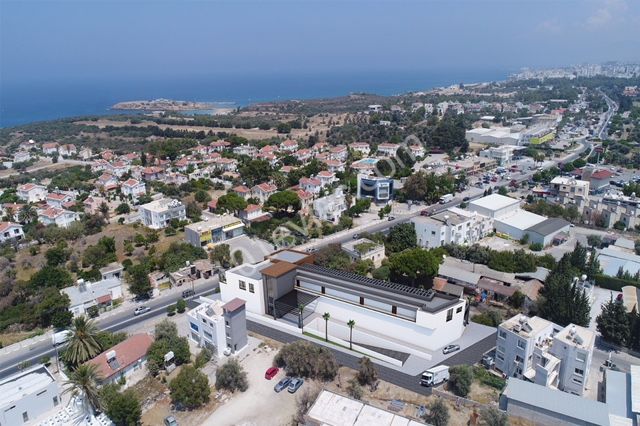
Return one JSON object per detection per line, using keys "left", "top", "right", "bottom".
{"left": 387, "top": 216, "right": 396, "bottom": 221}
{"left": 601, "top": 359, "right": 620, "bottom": 371}
{"left": 134, "top": 306, "right": 151, "bottom": 316}
{"left": 352, "top": 233, "right": 360, "bottom": 239}
{"left": 442, "top": 344, "right": 460, "bottom": 354}
{"left": 287, "top": 377, "right": 304, "bottom": 393}
{"left": 182, "top": 289, "right": 195, "bottom": 298}
{"left": 462, "top": 196, "right": 470, "bottom": 202}
{"left": 265, "top": 366, "right": 279, "bottom": 380}
{"left": 274, "top": 376, "right": 292, "bottom": 392}
{"left": 164, "top": 416, "right": 178, "bottom": 426}
{"left": 51, "top": 330, "right": 72, "bottom": 346}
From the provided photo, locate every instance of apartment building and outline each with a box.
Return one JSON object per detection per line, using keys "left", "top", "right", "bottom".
{"left": 184, "top": 216, "right": 244, "bottom": 248}
{"left": 139, "top": 198, "right": 186, "bottom": 229}
{"left": 496, "top": 314, "right": 595, "bottom": 396}
{"left": 412, "top": 207, "right": 493, "bottom": 248}
{"left": 550, "top": 176, "right": 590, "bottom": 201}
{"left": 313, "top": 188, "right": 347, "bottom": 224}
{"left": 187, "top": 296, "right": 248, "bottom": 357}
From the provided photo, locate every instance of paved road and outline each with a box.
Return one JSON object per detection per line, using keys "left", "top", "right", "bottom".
{"left": 0, "top": 279, "right": 220, "bottom": 378}
{"left": 247, "top": 320, "right": 496, "bottom": 396}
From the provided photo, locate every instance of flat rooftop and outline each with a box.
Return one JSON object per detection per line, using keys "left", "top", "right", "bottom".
{"left": 227, "top": 260, "right": 274, "bottom": 281}
{"left": 268, "top": 249, "right": 311, "bottom": 264}
{"left": 526, "top": 217, "right": 570, "bottom": 236}
{"left": 500, "top": 314, "right": 554, "bottom": 338}
{"left": 0, "top": 364, "right": 55, "bottom": 407}
{"left": 496, "top": 209, "right": 545, "bottom": 231}
{"left": 341, "top": 238, "right": 384, "bottom": 255}
{"left": 469, "top": 194, "right": 520, "bottom": 211}
{"left": 306, "top": 390, "right": 422, "bottom": 426}
{"left": 554, "top": 324, "right": 595, "bottom": 350}
{"left": 185, "top": 215, "right": 243, "bottom": 232}
{"left": 139, "top": 198, "right": 182, "bottom": 212}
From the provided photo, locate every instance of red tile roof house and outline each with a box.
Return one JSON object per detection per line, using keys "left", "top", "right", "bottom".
{"left": 46, "top": 192, "right": 74, "bottom": 209}
{"left": 41, "top": 142, "right": 59, "bottom": 155}
{"left": 329, "top": 145, "right": 348, "bottom": 161}
{"left": 58, "top": 143, "right": 77, "bottom": 157}
{"left": 207, "top": 199, "right": 218, "bottom": 213}
{"left": 210, "top": 140, "right": 231, "bottom": 152}
{"left": 239, "top": 204, "right": 270, "bottom": 223}
{"left": 316, "top": 171, "right": 336, "bottom": 187}
{"left": 279, "top": 139, "right": 299, "bottom": 153}
{"left": 96, "top": 173, "right": 120, "bottom": 191}
{"left": 0, "top": 222, "right": 24, "bottom": 243}
{"left": 294, "top": 148, "right": 313, "bottom": 163}
{"left": 295, "top": 189, "right": 314, "bottom": 213}
{"left": 376, "top": 143, "right": 400, "bottom": 158}
{"left": 233, "top": 185, "right": 252, "bottom": 200}
{"left": 256, "top": 152, "right": 278, "bottom": 166}
{"left": 252, "top": 183, "right": 278, "bottom": 203}
{"left": 323, "top": 159, "right": 345, "bottom": 173}
{"left": 299, "top": 177, "right": 322, "bottom": 195}
{"left": 121, "top": 179, "right": 146, "bottom": 199}
{"left": 582, "top": 168, "right": 615, "bottom": 192}
{"left": 260, "top": 145, "right": 278, "bottom": 154}
{"left": 85, "top": 334, "right": 154, "bottom": 387}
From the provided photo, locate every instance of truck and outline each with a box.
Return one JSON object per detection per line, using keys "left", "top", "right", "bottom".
{"left": 439, "top": 194, "right": 454, "bottom": 204}
{"left": 51, "top": 330, "right": 72, "bottom": 346}
{"left": 420, "top": 365, "right": 449, "bottom": 387}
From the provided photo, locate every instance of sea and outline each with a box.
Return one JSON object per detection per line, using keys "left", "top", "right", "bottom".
{"left": 0, "top": 69, "right": 512, "bottom": 128}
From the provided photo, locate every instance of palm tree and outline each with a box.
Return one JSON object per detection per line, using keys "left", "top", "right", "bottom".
{"left": 64, "top": 316, "right": 103, "bottom": 366}
{"left": 347, "top": 319, "right": 356, "bottom": 350}
{"left": 18, "top": 203, "right": 37, "bottom": 224}
{"left": 322, "top": 312, "right": 331, "bottom": 342}
{"left": 63, "top": 364, "right": 104, "bottom": 413}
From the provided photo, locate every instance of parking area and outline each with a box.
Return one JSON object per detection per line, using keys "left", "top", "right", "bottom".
{"left": 226, "top": 235, "right": 275, "bottom": 264}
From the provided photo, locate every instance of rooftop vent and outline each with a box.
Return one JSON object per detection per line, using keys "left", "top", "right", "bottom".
{"left": 425, "top": 289, "right": 436, "bottom": 301}
{"left": 513, "top": 324, "right": 521, "bottom": 333}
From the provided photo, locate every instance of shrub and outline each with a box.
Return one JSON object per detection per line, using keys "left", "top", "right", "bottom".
{"left": 423, "top": 399, "right": 449, "bottom": 426}
{"left": 347, "top": 378, "right": 363, "bottom": 400}
{"left": 215, "top": 359, "right": 248, "bottom": 392}
{"left": 480, "top": 406, "right": 508, "bottom": 426}
{"left": 448, "top": 365, "right": 473, "bottom": 397}
{"left": 167, "top": 304, "right": 176, "bottom": 316}
{"left": 356, "top": 357, "right": 378, "bottom": 386}
{"left": 170, "top": 366, "right": 210, "bottom": 409}
{"left": 176, "top": 299, "right": 187, "bottom": 314}
{"left": 595, "top": 274, "right": 640, "bottom": 292}
{"left": 274, "top": 341, "right": 338, "bottom": 381}
{"left": 471, "top": 310, "right": 502, "bottom": 327}
{"left": 529, "top": 242, "right": 543, "bottom": 251}
{"left": 472, "top": 366, "right": 506, "bottom": 390}
{"left": 194, "top": 348, "right": 212, "bottom": 369}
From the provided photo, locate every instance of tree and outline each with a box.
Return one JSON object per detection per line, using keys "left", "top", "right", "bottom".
{"left": 480, "top": 406, "right": 508, "bottom": 426}
{"left": 274, "top": 341, "right": 338, "bottom": 381}
{"left": 64, "top": 316, "right": 103, "bottom": 366}
{"left": 99, "top": 202, "right": 110, "bottom": 219}
{"left": 210, "top": 243, "right": 231, "bottom": 266}
{"left": 347, "top": 378, "right": 363, "bottom": 400}
{"left": 170, "top": 365, "right": 211, "bottom": 409}
{"left": 126, "top": 262, "right": 152, "bottom": 298}
{"left": 115, "top": 203, "right": 131, "bottom": 215}
{"left": 356, "top": 356, "right": 378, "bottom": 386}
{"left": 158, "top": 242, "right": 207, "bottom": 272}
{"left": 19, "top": 203, "right": 38, "bottom": 223}
{"left": 194, "top": 190, "right": 211, "bottom": 204}
{"left": 238, "top": 160, "right": 272, "bottom": 185}
{"left": 194, "top": 347, "right": 212, "bottom": 369}
{"left": 386, "top": 223, "right": 417, "bottom": 254}
{"left": 347, "top": 319, "right": 356, "bottom": 350}
{"left": 216, "top": 193, "right": 249, "bottom": 214}
{"left": 233, "top": 250, "right": 243, "bottom": 265}
{"left": 29, "top": 266, "right": 73, "bottom": 289}
{"left": 146, "top": 320, "right": 191, "bottom": 375}
{"left": 498, "top": 186, "right": 508, "bottom": 196}
{"left": 185, "top": 201, "right": 202, "bottom": 221}
{"left": 45, "top": 243, "right": 70, "bottom": 267}
{"left": 322, "top": 312, "right": 330, "bottom": 342}
{"left": 402, "top": 171, "right": 456, "bottom": 203}
{"left": 103, "top": 388, "right": 141, "bottom": 426}
{"left": 509, "top": 290, "right": 525, "bottom": 309}
{"left": 596, "top": 297, "right": 631, "bottom": 346}
{"left": 37, "top": 287, "right": 72, "bottom": 329}
{"left": 176, "top": 298, "right": 187, "bottom": 313}
{"left": 63, "top": 364, "right": 104, "bottom": 413}
{"left": 348, "top": 198, "right": 372, "bottom": 217}
{"left": 448, "top": 365, "right": 473, "bottom": 397}
{"left": 389, "top": 248, "right": 443, "bottom": 287}
{"left": 423, "top": 399, "right": 449, "bottom": 426}
{"left": 265, "top": 190, "right": 301, "bottom": 213}
{"left": 215, "top": 359, "right": 249, "bottom": 392}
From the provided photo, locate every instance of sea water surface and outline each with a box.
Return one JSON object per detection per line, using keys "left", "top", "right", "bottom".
{"left": 0, "top": 69, "right": 511, "bottom": 128}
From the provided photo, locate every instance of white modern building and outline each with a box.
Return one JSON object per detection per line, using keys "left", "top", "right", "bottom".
{"left": 412, "top": 207, "right": 493, "bottom": 248}
{"left": 496, "top": 314, "right": 595, "bottom": 396}
{"left": 221, "top": 250, "right": 468, "bottom": 354}
{"left": 341, "top": 238, "right": 386, "bottom": 268}
{"left": 62, "top": 278, "right": 123, "bottom": 317}
{"left": 121, "top": 178, "right": 146, "bottom": 199}
{"left": 313, "top": 188, "right": 347, "bottom": 224}
{"left": 468, "top": 193, "right": 520, "bottom": 219}
{"left": 465, "top": 127, "right": 522, "bottom": 146}
{"left": 0, "top": 364, "right": 61, "bottom": 425}
{"left": 550, "top": 176, "right": 590, "bottom": 201}
{"left": 138, "top": 198, "right": 186, "bottom": 229}
{"left": 17, "top": 183, "right": 47, "bottom": 203}
{"left": 187, "top": 296, "right": 248, "bottom": 357}
{"left": 479, "top": 145, "right": 519, "bottom": 165}
{"left": 356, "top": 174, "right": 393, "bottom": 203}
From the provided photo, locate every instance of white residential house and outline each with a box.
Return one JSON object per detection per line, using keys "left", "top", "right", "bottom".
{"left": 79, "top": 147, "right": 93, "bottom": 160}
{"left": 316, "top": 171, "right": 336, "bottom": 187}
{"left": 41, "top": 143, "right": 59, "bottom": 155}
{"left": 233, "top": 145, "right": 257, "bottom": 157}
{"left": 96, "top": 173, "right": 119, "bottom": 191}
{"left": 138, "top": 198, "right": 186, "bottom": 229}
{"left": 17, "top": 183, "right": 47, "bottom": 203}
{"left": 329, "top": 145, "right": 348, "bottom": 161}
{"left": 233, "top": 185, "right": 252, "bottom": 200}
{"left": 121, "top": 178, "right": 146, "bottom": 199}
{"left": 294, "top": 148, "right": 313, "bottom": 163}
{"left": 187, "top": 296, "right": 248, "bottom": 357}
{"left": 299, "top": 177, "right": 322, "bottom": 195}
{"left": 58, "top": 144, "right": 77, "bottom": 157}
{"left": 210, "top": 140, "right": 231, "bottom": 152}
{"left": 0, "top": 222, "right": 24, "bottom": 243}
{"left": 376, "top": 143, "right": 400, "bottom": 158}
{"left": 323, "top": 159, "right": 345, "bottom": 173}
{"left": 252, "top": 183, "right": 278, "bottom": 203}
{"left": 37, "top": 207, "right": 80, "bottom": 228}
{"left": 0, "top": 365, "right": 61, "bottom": 426}
{"left": 105, "top": 161, "right": 129, "bottom": 177}
{"left": 45, "top": 192, "right": 74, "bottom": 209}
{"left": 280, "top": 139, "right": 299, "bottom": 153}
{"left": 412, "top": 207, "right": 494, "bottom": 248}
{"left": 550, "top": 176, "right": 590, "bottom": 201}
{"left": 13, "top": 151, "right": 31, "bottom": 163}
{"left": 62, "top": 278, "right": 123, "bottom": 317}
{"left": 408, "top": 144, "right": 426, "bottom": 159}
{"left": 496, "top": 314, "right": 595, "bottom": 396}
{"left": 313, "top": 188, "right": 347, "bottom": 224}
{"left": 350, "top": 142, "right": 371, "bottom": 156}
{"left": 239, "top": 204, "right": 268, "bottom": 222}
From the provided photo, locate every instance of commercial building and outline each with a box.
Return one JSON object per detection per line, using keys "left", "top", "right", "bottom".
{"left": 185, "top": 215, "right": 244, "bottom": 248}
{"left": 138, "top": 198, "right": 186, "bottom": 229}
{"left": 412, "top": 207, "right": 493, "bottom": 248}
{"left": 496, "top": 314, "right": 595, "bottom": 396}
{"left": 479, "top": 145, "right": 520, "bottom": 165}
{"left": 357, "top": 174, "right": 393, "bottom": 203}
{"left": 550, "top": 176, "right": 590, "bottom": 201}
{"left": 465, "top": 127, "right": 522, "bottom": 146}
{"left": 468, "top": 193, "right": 521, "bottom": 219}
{"left": 341, "top": 238, "right": 386, "bottom": 268}
{"left": 221, "top": 250, "right": 467, "bottom": 353}
{"left": 305, "top": 390, "right": 423, "bottom": 426}
{"left": 524, "top": 218, "right": 571, "bottom": 246}
{"left": 85, "top": 334, "right": 154, "bottom": 387}
{"left": 187, "top": 296, "right": 248, "bottom": 357}
{"left": 0, "top": 364, "right": 60, "bottom": 425}
{"left": 62, "top": 278, "right": 123, "bottom": 317}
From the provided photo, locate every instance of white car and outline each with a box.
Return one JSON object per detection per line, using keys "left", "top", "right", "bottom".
{"left": 134, "top": 306, "right": 151, "bottom": 316}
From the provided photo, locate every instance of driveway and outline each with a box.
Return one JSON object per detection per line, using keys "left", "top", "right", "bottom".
{"left": 227, "top": 235, "right": 275, "bottom": 264}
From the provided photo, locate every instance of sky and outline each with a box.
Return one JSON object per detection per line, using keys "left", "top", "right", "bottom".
{"left": 1, "top": 0, "right": 639, "bottom": 85}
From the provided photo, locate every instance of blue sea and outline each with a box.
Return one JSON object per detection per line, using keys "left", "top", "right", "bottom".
{"left": 0, "top": 69, "right": 511, "bottom": 128}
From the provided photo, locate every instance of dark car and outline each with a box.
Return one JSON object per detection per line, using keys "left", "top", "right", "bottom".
{"left": 287, "top": 377, "right": 304, "bottom": 393}
{"left": 181, "top": 289, "right": 195, "bottom": 298}
{"left": 462, "top": 196, "right": 470, "bottom": 202}
{"left": 387, "top": 216, "right": 396, "bottom": 221}
{"left": 274, "top": 376, "right": 292, "bottom": 392}
{"left": 352, "top": 233, "right": 360, "bottom": 240}
{"left": 442, "top": 344, "right": 461, "bottom": 354}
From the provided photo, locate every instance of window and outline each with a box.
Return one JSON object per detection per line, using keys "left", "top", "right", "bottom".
{"left": 496, "top": 352, "right": 504, "bottom": 361}
{"left": 249, "top": 283, "right": 254, "bottom": 293}
{"left": 517, "top": 339, "right": 526, "bottom": 349}
{"left": 572, "top": 377, "right": 583, "bottom": 385}
{"left": 576, "top": 353, "right": 586, "bottom": 363}
{"left": 190, "top": 322, "right": 199, "bottom": 332}
{"left": 204, "top": 330, "right": 212, "bottom": 339}
{"left": 456, "top": 306, "right": 462, "bottom": 313}
{"left": 239, "top": 280, "right": 246, "bottom": 291}
{"left": 574, "top": 368, "right": 584, "bottom": 377}
{"left": 446, "top": 309, "right": 453, "bottom": 322}
{"left": 53, "top": 396, "right": 59, "bottom": 406}
{"left": 498, "top": 330, "right": 507, "bottom": 339}
{"left": 225, "top": 320, "right": 230, "bottom": 326}
{"left": 515, "top": 355, "right": 523, "bottom": 363}
{"left": 23, "top": 412, "right": 29, "bottom": 422}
